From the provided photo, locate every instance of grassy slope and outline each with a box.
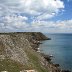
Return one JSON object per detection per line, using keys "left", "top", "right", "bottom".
{"left": 0, "top": 32, "right": 49, "bottom": 72}
{"left": 0, "top": 48, "right": 49, "bottom": 72}
{"left": 24, "top": 47, "right": 49, "bottom": 72}
{"left": 0, "top": 59, "right": 24, "bottom": 72}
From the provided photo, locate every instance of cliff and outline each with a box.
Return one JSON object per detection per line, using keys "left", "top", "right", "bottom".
{"left": 0, "top": 32, "right": 70, "bottom": 72}
{"left": 0, "top": 32, "right": 49, "bottom": 72}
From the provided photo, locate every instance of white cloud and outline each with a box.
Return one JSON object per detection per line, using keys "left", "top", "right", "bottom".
{"left": 0, "top": 15, "right": 28, "bottom": 29}
{"left": 30, "top": 19, "right": 72, "bottom": 33}
{"left": 0, "top": 0, "right": 65, "bottom": 32}
{"left": 19, "top": 0, "right": 64, "bottom": 18}
{"left": 36, "top": 13, "right": 55, "bottom": 20}
{"left": 0, "top": 0, "right": 64, "bottom": 17}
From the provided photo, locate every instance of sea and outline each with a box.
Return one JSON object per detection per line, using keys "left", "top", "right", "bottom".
{"left": 39, "top": 33, "right": 72, "bottom": 71}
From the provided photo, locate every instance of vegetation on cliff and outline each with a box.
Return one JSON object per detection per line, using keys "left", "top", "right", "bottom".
{"left": 0, "top": 32, "right": 69, "bottom": 72}
{"left": 0, "top": 32, "right": 49, "bottom": 72}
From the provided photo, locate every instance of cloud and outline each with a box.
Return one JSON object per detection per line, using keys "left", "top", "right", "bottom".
{"left": 0, "top": 0, "right": 64, "bottom": 17}
{"left": 19, "top": 0, "right": 64, "bottom": 19}
{"left": 0, "top": 15, "right": 29, "bottom": 31}
{"left": 0, "top": 0, "right": 65, "bottom": 32}
{"left": 30, "top": 19, "right": 72, "bottom": 33}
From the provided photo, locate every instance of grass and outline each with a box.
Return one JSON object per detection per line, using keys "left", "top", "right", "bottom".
{"left": 0, "top": 48, "right": 49, "bottom": 72}
{"left": 0, "top": 32, "right": 49, "bottom": 72}
{"left": 0, "top": 59, "right": 24, "bottom": 72}
{"left": 25, "top": 48, "right": 49, "bottom": 72}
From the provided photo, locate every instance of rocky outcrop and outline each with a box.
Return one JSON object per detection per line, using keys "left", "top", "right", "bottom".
{"left": 0, "top": 32, "right": 70, "bottom": 72}
{"left": 0, "top": 32, "right": 50, "bottom": 72}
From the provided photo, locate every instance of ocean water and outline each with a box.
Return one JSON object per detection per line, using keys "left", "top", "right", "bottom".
{"left": 39, "top": 33, "right": 72, "bottom": 71}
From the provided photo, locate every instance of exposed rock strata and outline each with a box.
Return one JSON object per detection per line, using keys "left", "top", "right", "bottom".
{"left": 0, "top": 32, "right": 71, "bottom": 72}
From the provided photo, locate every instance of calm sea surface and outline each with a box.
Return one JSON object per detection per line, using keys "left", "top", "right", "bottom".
{"left": 40, "top": 34, "right": 72, "bottom": 71}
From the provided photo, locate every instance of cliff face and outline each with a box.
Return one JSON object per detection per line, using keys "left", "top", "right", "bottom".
{"left": 0, "top": 32, "right": 49, "bottom": 72}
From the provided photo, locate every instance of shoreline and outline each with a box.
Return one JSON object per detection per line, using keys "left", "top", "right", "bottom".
{"left": 0, "top": 32, "right": 71, "bottom": 72}
{"left": 33, "top": 38, "right": 71, "bottom": 72}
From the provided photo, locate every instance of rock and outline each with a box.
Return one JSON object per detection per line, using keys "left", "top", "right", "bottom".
{"left": 0, "top": 55, "right": 5, "bottom": 60}
{"left": 41, "top": 53, "right": 52, "bottom": 61}
{"left": 61, "top": 70, "right": 71, "bottom": 72}
{"left": 0, "top": 32, "right": 70, "bottom": 72}
{"left": 0, "top": 32, "right": 49, "bottom": 72}
{"left": 20, "top": 70, "right": 37, "bottom": 72}
{"left": 1, "top": 71, "right": 8, "bottom": 72}
{"left": 53, "top": 64, "right": 60, "bottom": 67}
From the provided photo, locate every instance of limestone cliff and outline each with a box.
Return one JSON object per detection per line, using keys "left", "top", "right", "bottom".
{"left": 0, "top": 32, "right": 69, "bottom": 72}
{"left": 0, "top": 32, "right": 49, "bottom": 72}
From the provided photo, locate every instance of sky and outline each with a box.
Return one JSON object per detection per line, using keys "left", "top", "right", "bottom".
{"left": 0, "top": 0, "right": 72, "bottom": 33}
